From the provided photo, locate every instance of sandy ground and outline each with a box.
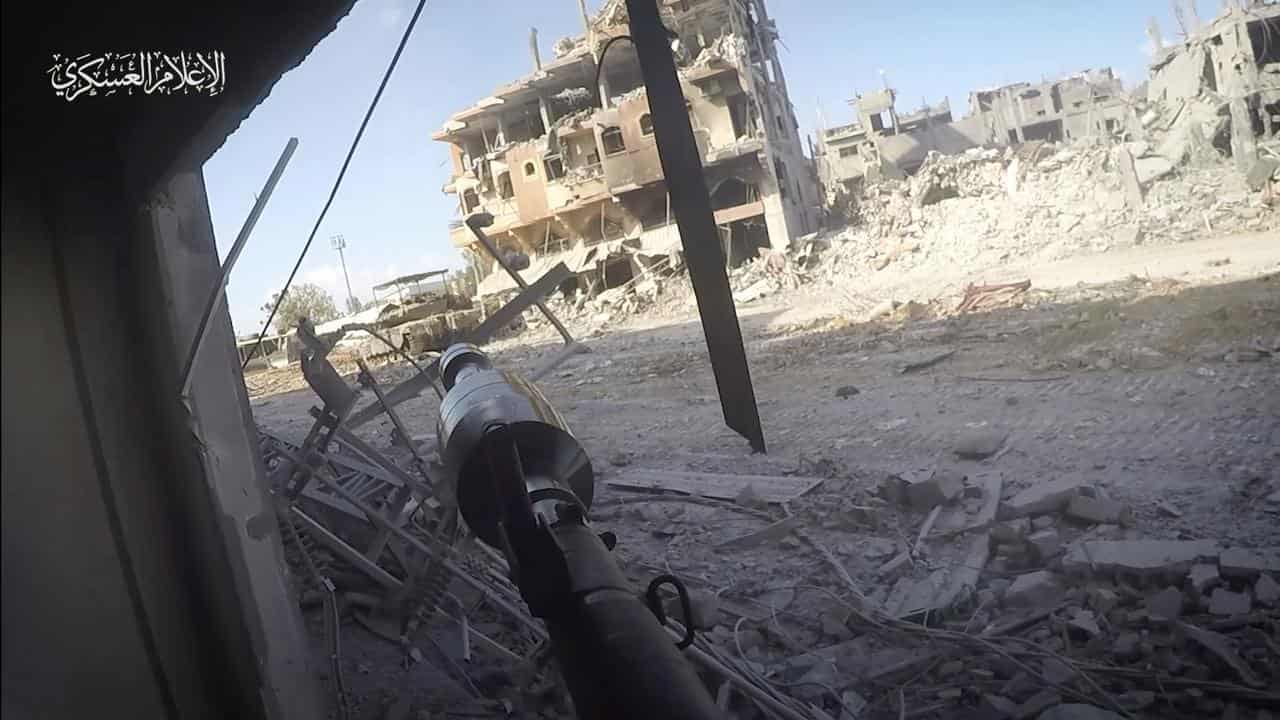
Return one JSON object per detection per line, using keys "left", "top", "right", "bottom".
{"left": 253, "top": 228, "right": 1280, "bottom": 719}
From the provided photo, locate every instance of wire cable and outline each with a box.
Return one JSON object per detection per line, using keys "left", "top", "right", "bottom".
{"left": 242, "top": 0, "right": 431, "bottom": 370}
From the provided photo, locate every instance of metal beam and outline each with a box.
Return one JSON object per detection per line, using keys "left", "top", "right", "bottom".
{"left": 625, "top": 0, "right": 766, "bottom": 452}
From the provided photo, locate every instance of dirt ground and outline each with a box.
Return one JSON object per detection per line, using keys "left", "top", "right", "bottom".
{"left": 252, "top": 227, "right": 1280, "bottom": 720}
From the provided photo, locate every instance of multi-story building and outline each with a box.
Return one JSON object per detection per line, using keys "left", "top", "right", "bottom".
{"left": 434, "top": 0, "right": 819, "bottom": 297}
{"left": 817, "top": 68, "right": 1136, "bottom": 198}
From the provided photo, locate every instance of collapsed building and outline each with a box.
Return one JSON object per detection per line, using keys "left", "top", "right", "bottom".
{"left": 1145, "top": 0, "right": 1280, "bottom": 167}
{"left": 434, "top": 0, "right": 820, "bottom": 299}
{"left": 817, "top": 68, "right": 1137, "bottom": 198}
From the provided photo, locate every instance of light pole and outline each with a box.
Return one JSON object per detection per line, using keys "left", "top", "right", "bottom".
{"left": 330, "top": 233, "right": 358, "bottom": 313}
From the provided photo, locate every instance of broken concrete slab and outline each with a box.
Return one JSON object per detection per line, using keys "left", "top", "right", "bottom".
{"left": 1000, "top": 478, "right": 1084, "bottom": 519}
{"left": 1134, "top": 155, "right": 1176, "bottom": 184}
{"left": 1086, "top": 587, "right": 1120, "bottom": 615}
{"left": 954, "top": 428, "right": 1007, "bottom": 460}
{"left": 1145, "top": 586, "right": 1184, "bottom": 622}
{"left": 1254, "top": 574, "right": 1280, "bottom": 606}
{"left": 991, "top": 518, "right": 1031, "bottom": 545}
{"left": 1061, "top": 540, "right": 1221, "bottom": 578}
{"left": 1208, "top": 588, "right": 1252, "bottom": 616}
{"left": 1218, "top": 547, "right": 1280, "bottom": 580}
{"left": 1187, "top": 563, "right": 1221, "bottom": 594}
{"left": 1064, "top": 495, "right": 1133, "bottom": 527}
{"left": 1066, "top": 608, "right": 1100, "bottom": 638}
{"left": 905, "top": 469, "right": 965, "bottom": 510}
{"left": 1005, "top": 570, "right": 1060, "bottom": 608}
{"left": 1027, "top": 529, "right": 1063, "bottom": 561}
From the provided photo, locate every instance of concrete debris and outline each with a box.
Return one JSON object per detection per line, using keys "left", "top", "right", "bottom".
{"left": 1086, "top": 587, "right": 1120, "bottom": 615}
{"left": 953, "top": 428, "right": 1007, "bottom": 460}
{"left": 1063, "top": 495, "right": 1133, "bottom": 527}
{"left": 1061, "top": 539, "right": 1221, "bottom": 578}
{"left": 1144, "top": 586, "right": 1184, "bottom": 622}
{"left": 1218, "top": 547, "right": 1280, "bottom": 580}
{"left": 1187, "top": 563, "right": 1221, "bottom": 594}
{"left": 1026, "top": 529, "right": 1063, "bottom": 562}
{"left": 991, "top": 518, "right": 1031, "bottom": 545}
{"left": 1065, "top": 608, "right": 1100, "bottom": 638}
{"left": 1207, "top": 588, "right": 1251, "bottom": 616}
{"left": 1005, "top": 570, "right": 1060, "bottom": 607}
{"left": 1001, "top": 478, "right": 1085, "bottom": 519}
{"left": 904, "top": 468, "right": 965, "bottom": 509}
{"left": 1254, "top": 574, "right": 1280, "bottom": 606}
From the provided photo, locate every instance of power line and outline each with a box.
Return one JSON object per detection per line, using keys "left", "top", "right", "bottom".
{"left": 242, "top": 0, "right": 430, "bottom": 369}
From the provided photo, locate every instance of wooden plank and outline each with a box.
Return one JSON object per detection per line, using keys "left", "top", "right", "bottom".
{"left": 605, "top": 468, "right": 823, "bottom": 504}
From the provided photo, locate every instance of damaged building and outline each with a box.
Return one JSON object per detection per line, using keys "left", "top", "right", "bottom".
{"left": 817, "top": 68, "right": 1137, "bottom": 197}
{"left": 434, "top": 0, "right": 819, "bottom": 298}
{"left": 1146, "top": 0, "right": 1280, "bottom": 166}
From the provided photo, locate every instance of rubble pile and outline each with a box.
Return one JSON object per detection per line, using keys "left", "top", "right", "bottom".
{"left": 807, "top": 135, "right": 1276, "bottom": 300}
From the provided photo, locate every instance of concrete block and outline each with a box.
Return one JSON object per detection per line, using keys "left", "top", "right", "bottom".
{"left": 1000, "top": 478, "right": 1083, "bottom": 519}
{"left": 1218, "top": 547, "right": 1280, "bottom": 580}
{"left": 1027, "top": 529, "right": 1063, "bottom": 561}
{"left": 1254, "top": 574, "right": 1279, "bottom": 607}
{"left": 1004, "top": 570, "right": 1060, "bottom": 608}
{"left": 1066, "top": 608, "right": 1101, "bottom": 638}
{"left": 1187, "top": 564, "right": 1221, "bottom": 595}
{"left": 954, "top": 429, "right": 1007, "bottom": 460}
{"left": 991, "top": 518, "right": 1031, "bottom": 545}
{"left": 1087, "top": 586, "right": 1120, "bottom": 615}
{"left": 1064, "top": 495, "right": 1133, "bottom": 527}
{"left": 1145, "top": 586, "right": 1184, "bottom": 622}
{"left": 1208, "top": 588, "right": 1252, "bottom": 616}
{"left": 905, "top": 469, "right": 965, "bottom": 510}
{"left": 1061, "top": 540, "right": 1221, "bottom": 578}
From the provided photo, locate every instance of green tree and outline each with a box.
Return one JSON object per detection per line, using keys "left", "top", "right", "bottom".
{"left": 260, "top": 283, "right": 340, "bottom": 335}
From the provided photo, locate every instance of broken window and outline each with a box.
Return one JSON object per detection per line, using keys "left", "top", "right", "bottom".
{"left": 462, "top": 189, "right": 479, "bottom": 214}
{"left": 602, "top": 126, "right": 626, "bottom": 156}
{"left": 838, "top": 146, "right": 858, "bottom": 158}
{"left": 497, "top": 171, "right": 513, "bottom": 199}
{"left": 544, "top": 156, "right": 565, "bottom": 181}
{"left": 586, "top": 149, "right": 600, "bottom": 166}
{"left": 776, "top": 114, "right": 786, "bottom": 134}
{"left": 774, "top": 159, "right": 789, "bottom": 199}
{"left": 639, "top": 113, "right": 654, "bottom": 136}
{"left": 523, "top": 161, "right": 537, "bottom": 178}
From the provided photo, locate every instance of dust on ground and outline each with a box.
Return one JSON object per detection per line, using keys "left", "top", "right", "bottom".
{"left": 252, "top": 212, "right": 1280, "bottom": 719}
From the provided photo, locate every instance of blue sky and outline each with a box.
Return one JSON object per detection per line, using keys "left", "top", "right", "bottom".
{"left": 205, "top": 0, "right": 1214, "bottom": 334}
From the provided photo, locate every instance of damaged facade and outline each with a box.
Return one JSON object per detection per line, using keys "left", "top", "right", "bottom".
{"left": 1146, "top": 1, "right": 1280, "bottom": 166}
{"left": 435, "top": 0, "right": 819, "bottom": 298}
{"left": 817, "top": 68, "right": 1136, "bottom": 197}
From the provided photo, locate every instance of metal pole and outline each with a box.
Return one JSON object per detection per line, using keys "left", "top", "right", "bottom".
{"left": 465, "top": 217, "right": 574, "bottom": 344}
{"left": 180, "top": 137, "right": 298, "bottom": 392}
{"left": 625, "top": 0, "right": 766, "bottom": 453}
{"left": 332, "top": 234, "right": 357, "bottom": 311}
